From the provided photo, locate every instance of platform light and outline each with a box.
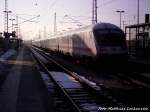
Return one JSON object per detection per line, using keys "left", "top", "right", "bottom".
{"left": 116, "top": 10, "right": 125, "bottom": 29}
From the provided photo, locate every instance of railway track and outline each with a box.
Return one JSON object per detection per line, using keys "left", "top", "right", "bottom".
{"left": 30, "top": 46, "right": 124, "bottom": 112}
{"left": 114, "top": 72, "right": 150, "bottom": 89}
{"left": 31, "top": 46, "right": 150, "bottom": 106}
{"left": 34, "top": 46, "right": 150, "bottom": 88}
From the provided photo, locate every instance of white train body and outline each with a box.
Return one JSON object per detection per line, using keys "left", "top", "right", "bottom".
{"left": 32, "top": 23, "right": 127, "bottom": 60}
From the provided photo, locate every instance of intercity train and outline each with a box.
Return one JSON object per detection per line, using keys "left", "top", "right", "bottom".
{"left": 32, "top": 22, "right": 127, "bottom": 62}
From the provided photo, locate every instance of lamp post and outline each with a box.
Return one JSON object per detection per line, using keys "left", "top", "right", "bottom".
{"left": 116, "top": 10, "right": 125, "bottom": 29}
{"left": 9, "top": 18, "right": 15, "bottom": 32}
{"left": 3, "top": 10, "right": 12, "bottom": 33}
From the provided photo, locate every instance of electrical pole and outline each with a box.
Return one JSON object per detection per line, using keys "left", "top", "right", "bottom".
{"left": 95, "top": 0, "right": 97, "bottom": 23}
{"left": 122, "top": 20, "right": 126, "bottom": 32}
{"left": 4, "top": 0, "right": 12, "bottom": 35}
{"left": 4, "top": 0, "right": 8, "bottom": 32}
{"left": 137, "top": 0, "right": 139, "bottom": 24}
{"left": 44, "top": 26, "right": 47, "bottom": 39}
{"left": 92, "top": 0, "right": 98, "bottom": 24}
{"left": 16, "top": 16, "right": 19, "bottom": 38}
{"left": 9, "top": 18, "right": 15, "bottom": 32}
{"left": 54, "top": 12, "right": 57, "bottom": 35}
{"left": 38, "top": 29, "right": 41, "bottom": 39}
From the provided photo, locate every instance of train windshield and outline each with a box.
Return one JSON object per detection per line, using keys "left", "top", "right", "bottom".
{"left": 94, "top": 30, "right": 126, "bottom": 46}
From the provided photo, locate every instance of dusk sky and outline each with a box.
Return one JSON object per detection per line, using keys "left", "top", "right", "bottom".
{"left": 0, "top": 0, "right": 150, "bottom": 40}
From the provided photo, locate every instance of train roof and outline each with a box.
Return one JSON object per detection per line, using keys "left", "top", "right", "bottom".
{"left": 93, "top": 23, "right": 123, "bottom": 31}
{"left": 33, "top": 22, "right": 123, "bottom": 42}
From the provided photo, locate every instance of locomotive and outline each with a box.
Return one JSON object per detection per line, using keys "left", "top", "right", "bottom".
{"left": 9, "top": 38, "right": 22, "bottom": 50}
{"left": 32, "top": 22, "right": 127, "bottom": 63}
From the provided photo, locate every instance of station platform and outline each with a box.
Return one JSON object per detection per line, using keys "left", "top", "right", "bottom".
{"left": 0, "top": 46, "right": 54, "bottom": 112}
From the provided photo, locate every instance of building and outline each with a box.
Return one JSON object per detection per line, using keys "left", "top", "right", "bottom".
{"left": 125, "top": 23, "right": 150, "bottom": 57}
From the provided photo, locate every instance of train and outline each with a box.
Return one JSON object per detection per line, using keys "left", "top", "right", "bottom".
{"left": 9, "top": 38, "right": 22, "bottom": 50}
{"left": 32, "top": 22, "right": 128, "bottom": 63}
{"left": 0, "top": 37, "right": 22, "bottom": 51}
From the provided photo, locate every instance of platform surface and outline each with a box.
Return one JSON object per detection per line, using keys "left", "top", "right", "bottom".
{"left": 0, "top": 46, "right": 53, "bottom": 112}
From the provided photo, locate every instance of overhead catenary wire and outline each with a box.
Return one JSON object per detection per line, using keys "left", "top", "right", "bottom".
{"left": 8, "top": 15, "right": 40, "bottom": 28}
{"left": 41, "top": 0, "right": 59, "bottom": 17}
{"left": 98, "top": 0, "right": 118, "bottom": 8}
{"left": 17, "top": 15, "right": 40, "bottom": 25}
{"left": 142, "top": 0, "right": 150, "bottom": 4}
{"left": 48, "top": 0, "right": 59, "bottom": 11}
{"left": 16, "top": 16, "right": 39, "bottom": 23}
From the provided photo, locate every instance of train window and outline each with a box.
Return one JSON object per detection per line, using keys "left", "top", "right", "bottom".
{"left": 108, "top": 32, "right": 126, "bottom": 46}
{"left": 95, "top": 30, "right": 108, "bottom": 35}
{"left": 94, "top": 30, "right": 126, "bottom": 46}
